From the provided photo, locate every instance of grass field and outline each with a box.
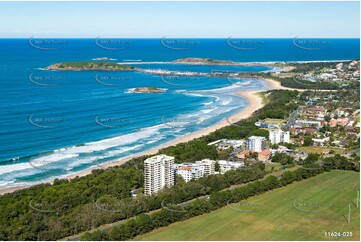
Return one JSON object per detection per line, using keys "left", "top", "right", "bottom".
{"left": 265, "top": 162, "right": 283, "bottom": 172}
{"left": 263, "top": 118, "right": 285, "bottom": 124}
{"left": 135, "top": 170, "right": 360, "bottom": 241}
{"left": 298, "top": 146, "right": 346, "bottom": 154}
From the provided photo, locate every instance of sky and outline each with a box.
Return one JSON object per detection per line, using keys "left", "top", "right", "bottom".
{"left": 0, "top": 1, "right": 359, "bottom": 38}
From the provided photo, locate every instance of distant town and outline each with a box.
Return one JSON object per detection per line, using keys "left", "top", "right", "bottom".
{"left": 292, "top": 60, "right": 360, "bottom": 83}
{"left": 143, "top": 78, "right": 360, "bottom": 195}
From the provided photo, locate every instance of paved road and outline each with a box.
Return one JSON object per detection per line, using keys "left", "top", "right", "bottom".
{"left": 283, "top": 107, "right": 300, "bottom": 129}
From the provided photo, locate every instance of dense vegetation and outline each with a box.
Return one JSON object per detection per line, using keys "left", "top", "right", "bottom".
{"left": 81, "top": 160, "right": 359, "bottom": 241}
{"left": 0, "top": 154, "right": 270, "bottom": 240}
{"left": 173, "top": 58, "right": 235, "bottom": 65}
{"left": 286, "top": 61, "right": 344, "bottom": 73}
{"left": 0, "top": 90, "right": 351, "bottom": 241}
{"left": 0, "top": 163, "right": 265, "bottom": 240}
{"left": 273, "top": 76, "right": 338, "bottom": 90}
{"left": 46, "top": 62, "right": 135, "bottom": 71}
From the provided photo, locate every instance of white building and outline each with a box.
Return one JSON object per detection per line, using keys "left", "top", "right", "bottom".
{"left": 217, "top": 160, "right": 244, "bottom": 174}
{"left": 175, "top": 163, "right": 204, "bottom": 182}
{"left": 295, "top": 119, "right": 322, "bottom": 128}
{"left": 312, "top": 137, "right": 330, "bottom": 146}
{"left": 217, "top": 139, "right": 245, "bottom": 150}
{"left": 336, "top": 63, "right": 343, "bottom": 70}
{"left": 208, "top": 139, "right": 245, "bottom": 150}
{"left": 269, "top": 129, "right": 290, "bottom": 144}
{"left": 195, "top": 159, "right": 215, "bottom": 176}
{"left": 247, "top": 136, "right": 267, "bottom": 152}
{"left": 144, "top": 155, "right": 175, "bottom": 195}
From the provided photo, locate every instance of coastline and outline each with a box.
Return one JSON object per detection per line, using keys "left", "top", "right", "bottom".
{"left": 119, "top": 59, "right": 352, "bottom": 66}
{"left": 0, "top": 78, "right": 286, "bottom": 196}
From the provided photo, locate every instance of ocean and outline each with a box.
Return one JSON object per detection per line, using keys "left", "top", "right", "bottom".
{"left": 0, "top": 38, "right": 359, "bottom": 188}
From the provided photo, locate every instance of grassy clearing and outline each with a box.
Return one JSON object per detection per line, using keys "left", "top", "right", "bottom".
{"left": 298, "top": 146, "right": 346, "bottom": 154}
{"left": 135, "top": 170, "right": 360, "bottom": 241}
{"left": 263, "top": 118, "right": 285, "bottom": 124}
{"left": 257, "top": 92, "right": 269, "bottom": 105}
{"left": 265, "top": 162, "right": 283, "bottom": 172}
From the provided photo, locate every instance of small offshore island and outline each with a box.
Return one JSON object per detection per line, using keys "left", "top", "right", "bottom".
{"left": 45, "top": 62, "right": 135, "bottom": 71}
{"left": 173, "top": 57, "right": 237, "bottom": 65}
{"left": 133, "top": 87, "right": 166, "bottom": 93}
{"left": 171, "top": 57, "right": 281, "bottom": 67}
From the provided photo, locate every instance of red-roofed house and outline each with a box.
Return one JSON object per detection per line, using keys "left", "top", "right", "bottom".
{"left": 237, "top": 150, "right": 252, "bottom": 159}
{"left": 258, "top": 150, "right": 272, "bottom": 162}
{"left": 329, "top": 118, "right": 350, "bottom": 127}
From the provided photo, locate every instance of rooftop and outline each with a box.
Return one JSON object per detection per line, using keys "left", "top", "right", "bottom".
{"left": 258, "top": 150, "right": 272, "bottom": 156}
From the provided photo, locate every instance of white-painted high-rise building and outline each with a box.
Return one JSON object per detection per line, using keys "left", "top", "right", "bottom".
{"left": 269, "top": 129, "right": 290, "bottom": 144}
{"left": 247, "top": 136, "right": 267, "bottom": 152}
{"left": 144, "top": 155, "right": 175, "bottom": 195}
{"left": 195, "top": 159, "right": 215, "bottom": 176}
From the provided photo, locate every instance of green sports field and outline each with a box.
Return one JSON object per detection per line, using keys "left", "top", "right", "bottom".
{"left": 135, "top": 170, "right": 360, "bottom": 241}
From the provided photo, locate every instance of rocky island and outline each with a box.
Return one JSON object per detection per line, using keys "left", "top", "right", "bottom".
{"left": 133, "top": 87, "right": 166, "bottom": 93}
{"left": 173, "top": 57, "right": 237, "bottom": 65}
{"left": 45, "top": 62, "right": 135, "bottom": 71}
{"left": 92, "top": 57, "right": 117, "bottom": 61}
{"left": 172, "top": 57, "right": 284, "bottom": 67}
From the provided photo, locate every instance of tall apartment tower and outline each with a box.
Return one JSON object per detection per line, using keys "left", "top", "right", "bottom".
{"left": 144, "top": 155, "right": 175, "bottom": 195}
{"left": 247, "top": 136, "right": 267, "bottom": 152}
{"left": 269, "top": 129, "right": 290, "bottom": 144}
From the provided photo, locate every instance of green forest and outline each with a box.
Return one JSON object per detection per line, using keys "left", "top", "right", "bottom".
{"left": 0, "top": 90, "right": 358, "bottom": 241}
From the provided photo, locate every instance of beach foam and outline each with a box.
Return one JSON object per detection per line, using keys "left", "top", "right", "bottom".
{"left": 0, "top": 80, "right": 256, "bottom": 189}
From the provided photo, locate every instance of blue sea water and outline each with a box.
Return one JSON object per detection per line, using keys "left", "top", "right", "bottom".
{"left": 0, "top": 38, "right": 359, "bottom": 188}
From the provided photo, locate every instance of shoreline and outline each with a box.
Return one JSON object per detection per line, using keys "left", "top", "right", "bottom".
{"left": 119, "top": 59, "right": 352, "bottom": 66}
{"left": 0, "top": 78, "right": 288, "bottom": 195}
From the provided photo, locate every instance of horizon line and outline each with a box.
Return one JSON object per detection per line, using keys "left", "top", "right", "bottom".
{"left": 0, "top": 37, "right": 360, "bottom": 39}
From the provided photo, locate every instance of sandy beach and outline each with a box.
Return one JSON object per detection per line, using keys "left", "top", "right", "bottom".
{"left": 0, "top": 78, "right": 289, "bottom": 195}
